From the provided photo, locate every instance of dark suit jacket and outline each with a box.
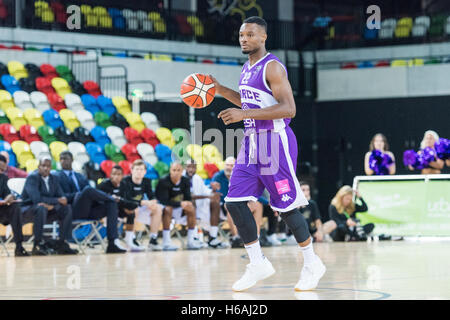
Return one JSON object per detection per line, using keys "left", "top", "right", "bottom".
{"left": 53, "top": 170, "right": 90, "bottom": 204}
{"left": 21, "top": 172, "right": 65, "bottom": 206}
{"left": 0, "top": 174, "right": 11, "bottom": 200}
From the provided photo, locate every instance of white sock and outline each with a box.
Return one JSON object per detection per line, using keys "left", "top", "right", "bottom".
{"left": 245, "top": 241, "right": 265, "bottom": 265}
{"left": 125, "top": 231, "right": 134, "bottom": 244}
{"left": 210, "top": 226, "right": 219, "bottom": 239}
{"left": 187, "top": 228, "right": 195, "bottom": 243}
{"left": 150, "top": 233, "right": 158, "bottom": 240}
{"left": 300, "top": 241, "right": 316, "bottom": 265}
{"left": 163, "top": 230, "right": 171, "bottom": 245}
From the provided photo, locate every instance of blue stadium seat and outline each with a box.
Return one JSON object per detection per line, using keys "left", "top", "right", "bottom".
{"left": 364, "top": 27, "right": 378, "bottom": 40}
{"left": 144, "top": 161, "right": 159, "bottom": 180}
{"left": 81, "top": 94, "right": 100, "bottom": 115}
{"left": 42, "top": 108, "right": 64, "bottom": 129}
{"left": 155, "top": 143, "right": 172, "bottom": 165}
{"left": 90, "top": 125, "right": 111, "bottom": 148}
{"left": 86, "top": 142, "right": 107, "bottom": 164}
{"left": 1, "top": 75, "right": 21, "bottom": 94}
{"left": 97, "top": 95, "right": 117, "bottom": 116}
{"left": 357, "top": 61, "right": 375, "bottom": 68}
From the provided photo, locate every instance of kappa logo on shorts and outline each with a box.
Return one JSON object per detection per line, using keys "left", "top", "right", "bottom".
{"left": 275, "top": 179, "right": 291, "bottom": 195}
{"left": 282, "top": 194, "right": 292, "bottom": 202}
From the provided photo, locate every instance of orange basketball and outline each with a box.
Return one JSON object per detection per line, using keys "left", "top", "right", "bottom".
{"left": 180, "top": 73, "right": 215, "bottom": 108}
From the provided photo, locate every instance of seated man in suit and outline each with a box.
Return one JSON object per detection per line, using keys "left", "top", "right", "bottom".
{"left": 21, "top": 157, "right": 77, "bottom": 255}
{"left": 0, "top": 154, "right": 29, "bottom": 256}
{"left": 54, "top": 151, "right": 126, "bottom": 254}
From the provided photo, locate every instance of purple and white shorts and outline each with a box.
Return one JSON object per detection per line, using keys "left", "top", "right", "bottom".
{"left": 224, "top": 126, "right": 308, "bottom": 212}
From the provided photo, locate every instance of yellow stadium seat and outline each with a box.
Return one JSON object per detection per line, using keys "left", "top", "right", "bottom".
{"left": 49, "top": 141, "right": 68, "bottom": 162}
{"left": 35, "top": 0, "right": 49, "bottom": 17}
{"left": 92, "top": 6, "right": 108, "bottom": 15}
{"left": 151, "top": 54, "right": 172, "bottom": 61}
{"left": 59, "top": 109, "right": 80, "bottom": 132}
{"left": 26, "top": 158, "right": 39, "bottom": 173}
{"left": 80, "top": 4, "right": 92, "bottom": 15}
{"left": 112, "top": 96, "right": 131, "bottom": 115}
{"left": 187, "top": 16, "right": 205, "bottom": 37}
{"left": 391, "top": 59, "right": 408, "bottom": 67}
{"left": 408, "top": 58, "right": 424, "bottom": 66}
{"left": 148, "top": 12, "right": 162, "bottom": 20}
{"left": 7, "top": 61, "right": 28, "bottom": 80}
{"left": 155, "top": 127, "right": 176, "bottom": 149}
{"left": 6, "top": 108, "right": 26, "bottom": 130}
{"left": 0, "top": 90, "right": 14, "bottom": 110}
{"left": 11, "top": 141, "right": 34, "bottom": 168}
{"left": 51, "top": 77, "right": 72, "bottom": 99}
{"left": 202, "top": 144, "right": 222, "bottom": 162}
{"left": 216, "top": 160, "right": 225, "bottom": 170}
{"left": 194, "top": 161, "right": 209, "bottom": 179}
{"left": 86, "top": 13, "right": 99, "bottom": 27}
{"left": 395, "top": 17, "right": 413, "bottom": 38}
{"left": 24, "top": 108, "right": 45, "bottom": 128}
{"left": 41, "top": 8, "right": 55, "bottom": 23}
{"left": 144, "top": 54, "right": 151, "bottom": 60}
{"left": 154, "top": 20, "right": 167, "bottom": 33}
{"left": 148, "top": 12, "right": 166, "bottom": 33}
{"left": 186, "top": 144, "right": 203, "bottom": 162}
{"left": 124, "top": 112, "right": 145, "bottom": 132}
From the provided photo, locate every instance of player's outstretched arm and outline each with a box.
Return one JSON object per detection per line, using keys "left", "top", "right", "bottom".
{"left": 218, "top": 61, "right": 296, "bottom": 125}
{"left": 210, "top": 75, "right": 242, "bottom": 108}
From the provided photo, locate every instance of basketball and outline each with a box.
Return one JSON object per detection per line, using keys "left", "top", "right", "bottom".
{"left": 180, "top": 73, "right": 215, "bottom": 108}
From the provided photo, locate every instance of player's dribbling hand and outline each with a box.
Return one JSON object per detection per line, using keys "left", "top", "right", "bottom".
{"left": 209, "top": 75, "right": 222, "bottom": 94}
{"left": 218, "top": 108, "right": 245, "bottom": 125}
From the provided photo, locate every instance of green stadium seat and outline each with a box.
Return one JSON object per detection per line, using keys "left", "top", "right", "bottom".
{"left": 104, "top": 143, "right": 125, "bottom": 163}
{"left": 94, "top": 111, "right": 113, "bottom": 128}
{"left": 38, "top": 125, "right": 57, "bottom": 144}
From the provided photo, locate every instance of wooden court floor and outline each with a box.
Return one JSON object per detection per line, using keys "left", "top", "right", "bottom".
{"left": 0, "top": 239, "right": 449, "bottom": 300}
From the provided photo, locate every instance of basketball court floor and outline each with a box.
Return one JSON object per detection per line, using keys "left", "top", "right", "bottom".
{"left": 0, "top": 239, "right": 449, "bottom": 300}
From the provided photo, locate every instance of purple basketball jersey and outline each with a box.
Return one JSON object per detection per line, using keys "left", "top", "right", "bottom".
{"left": 239, "top": 53, "right": 290, "bottom": 133}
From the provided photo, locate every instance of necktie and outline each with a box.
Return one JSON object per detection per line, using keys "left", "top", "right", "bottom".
{"left": 69, "top": 171, "right": 80, "bottom": 192}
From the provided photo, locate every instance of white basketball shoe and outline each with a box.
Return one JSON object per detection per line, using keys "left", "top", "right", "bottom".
{"left": 295, "top": 255, "right": 326, "bottom": 291}
{"left": 232, "top": 257, "right": 276, "bottom": 292}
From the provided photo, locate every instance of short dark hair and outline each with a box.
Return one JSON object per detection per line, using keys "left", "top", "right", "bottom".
{"left": 243, "top": 16, "right": 267, "bottom": 32}
{"left": 0, "top": 154, "right": 6, "bottom": 163}
{"left": 60, "top": 151, "right": 73, "bottom": 159}
{"left": 112, "top": 165, "right": 123, "bottom": 172}
{"left": 299, "top": 181, "right": 310, "bottom": 187}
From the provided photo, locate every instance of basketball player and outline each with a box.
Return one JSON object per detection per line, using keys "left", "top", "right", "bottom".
{"left": 211, "top": 16, "right": 326, "bottom": 292}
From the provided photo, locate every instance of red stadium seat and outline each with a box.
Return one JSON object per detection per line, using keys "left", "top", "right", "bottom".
{"left": 83, "top": 80, "right": 102, "bottom": 97}
{"left": 341, "top": 62, "right": 357, "bottom": 69}
{"left": 124, "top": 127, "right": 144, "bottom": 146}
{"left": 36, "top": 76, "right": 55, "bottom": 95}
{"left": 175, "top": 15, "right": 193, "bottom": 36}
{"left": 40, "top": 64, "right": 59, "bottom": 79}
{"left": 0, "top": 123, "right": 19, "bottom": 143}
{"left": 100, "top": 159, "right": 116, "bottom": 177}
{"left": 47, "top": 92, "right": 66, "bottom": 111}
{"left": 121, "top": 143, "right": 141, "bottom": 162}
{"left": 203, "top": 162, "right": 219, "bottom": 178}
{"left": 9, "top": 45, "right": 23, "bottom": 51}
{"left": 118, "top": 160, "right": 132, "bottom": 176}
{"left": 140, "top": 128, "right": 159, "bottom": 148}
{"left": 375, "top": 60, "right": 390, "bottom": 67}
{"left": 19, "top": 124, "right": 41, "bottom": 144}
{"left": 0, "top": 3, "right": 8, "bottom": 20}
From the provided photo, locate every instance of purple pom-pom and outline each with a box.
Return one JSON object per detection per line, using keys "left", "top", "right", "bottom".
{"left": 422, "top": 147, "right": 436, "bottom": 163}
{"left": 435, "top": 138, "right": 450, "bottom": 160}
{"left": 403, "top": 150, "right": 417, "bottom": 167}
{"left": 370, "top": 150, "right": 393, "bottom": 175}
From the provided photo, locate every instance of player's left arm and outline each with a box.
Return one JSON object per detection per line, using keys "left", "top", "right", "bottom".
{"left": 218, "top": 61, "right": 296, "bottom": 124}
